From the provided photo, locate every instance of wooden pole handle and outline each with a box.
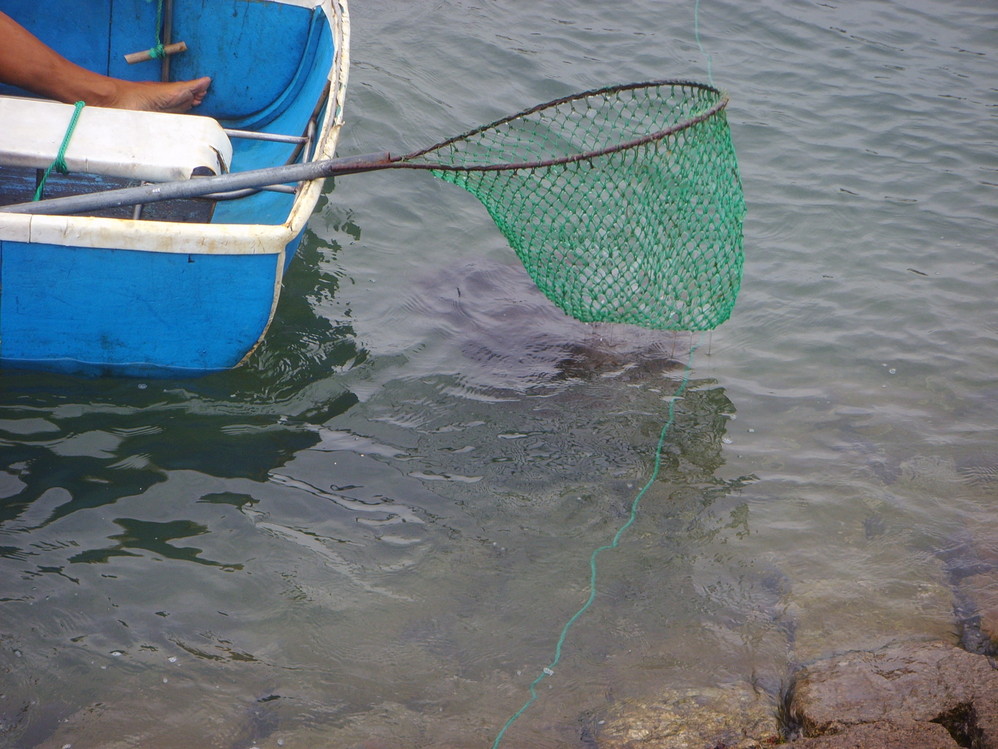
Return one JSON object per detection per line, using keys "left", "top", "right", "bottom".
{"left": 124, "top": 41, "right": 187, "bottom": 65}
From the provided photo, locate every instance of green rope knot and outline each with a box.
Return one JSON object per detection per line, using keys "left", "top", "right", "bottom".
{"left": 149, "top": 0, "right": 166, "bottom": 61}
{"left": 33, "top": 101, "right": 86, "bottom": 202}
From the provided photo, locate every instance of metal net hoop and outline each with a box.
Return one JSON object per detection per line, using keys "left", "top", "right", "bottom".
{"left": 401, "top": 80, "right": 746, "bottom": 331}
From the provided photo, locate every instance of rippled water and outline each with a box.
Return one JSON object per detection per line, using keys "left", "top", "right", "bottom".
{"left": 1, "top": 1, "right": 995, "bottom": 747}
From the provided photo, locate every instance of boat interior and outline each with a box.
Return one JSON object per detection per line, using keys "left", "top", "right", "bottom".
{"left": 0, "top": 0, "right": 335, "bottom": 224}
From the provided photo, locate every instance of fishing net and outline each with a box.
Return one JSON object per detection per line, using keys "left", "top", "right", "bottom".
{"left": 401, "top": 80, "right": 745, "bottom": 331}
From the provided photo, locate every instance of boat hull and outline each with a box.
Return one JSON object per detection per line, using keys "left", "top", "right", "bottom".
{"left": 1, "top": 241, "right": 283, "bottom": 377}
{"left": 0, "top": 0, "right": 350, "bottom": 377}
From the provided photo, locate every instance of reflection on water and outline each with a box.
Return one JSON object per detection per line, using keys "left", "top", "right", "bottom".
{"left": 1, "top": 0, "right": 996, "bottom": 746}
{"left": 0, "top": 301, "right": 762, "bottom": 746}
{"left": 69, "top": 519, "right": 239, "bottom": 569}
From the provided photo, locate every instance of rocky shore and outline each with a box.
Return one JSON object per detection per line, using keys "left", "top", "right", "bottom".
{"left": 785, "top": 640, "right": 997, "bottom": 748}
{"left": 595, "top": 521, "right": 998, "bottom": 749}
{"left": 595, "top": 640, "right": 997, "bottom": 749}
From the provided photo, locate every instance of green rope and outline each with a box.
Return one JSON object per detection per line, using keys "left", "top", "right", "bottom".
{"left": 146, "top": 0, "right": 166, "bottom": 60}
{"left": 491, "top": 342, "right": 699, "bottom": 748}
{"left": 33, "top": 101, "right": 85, "bottom": 202}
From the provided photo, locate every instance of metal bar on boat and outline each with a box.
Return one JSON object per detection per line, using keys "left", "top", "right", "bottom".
{"left": 223, "top": 129, "right": 309, "bottom": 145}
{"left": 203, "top": 184, "right": 298, "bottom": 200}
{"left": 0, "top": 152, "right": 396, "bottom": 216}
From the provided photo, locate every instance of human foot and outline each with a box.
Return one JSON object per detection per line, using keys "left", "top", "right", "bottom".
{"left": 111, "top": 76, "right": 211, "bottom": 113}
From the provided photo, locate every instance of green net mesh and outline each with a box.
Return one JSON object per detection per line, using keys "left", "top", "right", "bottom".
{"left": 401, "top": 80, "right": 746, "bottom": 331}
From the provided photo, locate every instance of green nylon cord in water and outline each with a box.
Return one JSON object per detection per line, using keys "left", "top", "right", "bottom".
{"left": 694, "top": 0, "right": 715, "bottom": 87}
{"left": 33, "top": 101, "right": 85, "bottom": 202}
{"left": 491, "top": 343, "right": 699, "bottom": 748}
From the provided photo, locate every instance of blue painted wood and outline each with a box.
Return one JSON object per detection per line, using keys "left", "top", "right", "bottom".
{"left": 0, "top": 0, "right": 313, "bottom": 105}
{"left": 167, "top": 0, "right": 313, "bottom": 121}
{"left": 0, "top": 241, "right": 281, "bottom": 376}
{"left": 214, "top": 11, "right": 334, "bottom": 227}
{"left": 0, "top": 0, "right": 115, "bottom": 78}
{"left": 106, "top": 0, "right": 178, "bottom": 82}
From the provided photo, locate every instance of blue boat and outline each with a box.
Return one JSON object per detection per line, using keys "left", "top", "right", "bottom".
{"left": 0, "top": 0, "right": 350, "bottom": 377}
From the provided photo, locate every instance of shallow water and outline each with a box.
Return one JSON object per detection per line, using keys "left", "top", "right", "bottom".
{"left": 1, "top": 1, "right": 996, "bottom": 747}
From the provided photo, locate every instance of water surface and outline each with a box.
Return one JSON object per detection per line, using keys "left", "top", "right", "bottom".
{"left": 1, "top": 1, "right": 995, "bottom": 747}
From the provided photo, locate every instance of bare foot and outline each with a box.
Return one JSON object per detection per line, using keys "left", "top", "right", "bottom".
{"left": 111, "top": 76, "right": 212, "bottom": 113}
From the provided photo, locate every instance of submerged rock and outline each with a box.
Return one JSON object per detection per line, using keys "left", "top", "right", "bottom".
{"left": 786, "top": 640, "right": 998, "bottom": 748}
{"left": 949, "top": 519, "right": 998, "bottom": 654}
{"left": 787, "top": 721, "right": 961, "bottom": 748}
{"left": 595, "top": 682, "right": 781, "bottom": 749}
{"left": 965, "top": 570, "right": 998, "bottom": 651}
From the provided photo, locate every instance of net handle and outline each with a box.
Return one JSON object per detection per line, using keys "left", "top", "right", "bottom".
{"left": 1, "top": 80, "right": 729, "bottom": 216}
{"left": 398, "top": 79, "right": 729, "bottom": 172}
